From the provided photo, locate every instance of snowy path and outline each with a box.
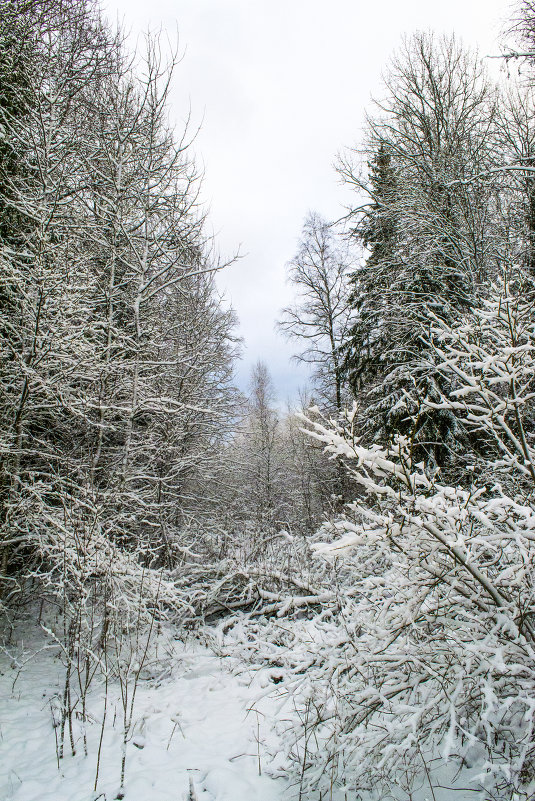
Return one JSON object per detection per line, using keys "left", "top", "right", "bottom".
{"left": 0, "top": 634, "right": 290, "bottom": 801}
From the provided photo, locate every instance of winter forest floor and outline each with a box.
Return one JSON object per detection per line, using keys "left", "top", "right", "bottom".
{"left": 0, "top": 624, "right": 289, "bottom": 801}
{"left": 0, "top": 619, "right": 493, "bottom": 801}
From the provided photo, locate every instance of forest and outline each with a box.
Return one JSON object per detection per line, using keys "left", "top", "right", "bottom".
{"left": 1, "top": 0, "right": 535, "bottom": 799}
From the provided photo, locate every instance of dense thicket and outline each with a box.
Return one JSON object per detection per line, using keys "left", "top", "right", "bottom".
{"left": 0, "top": 0, "right": 237, "bottom": 597}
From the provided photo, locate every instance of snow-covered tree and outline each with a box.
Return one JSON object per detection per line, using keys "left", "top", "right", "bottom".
{"left": 0, "top": 0, "right": 240, "bottom": 659}
{"left": 279, "top": 212, "right": 352, "bottom": 416}
{"left": 339, "top": 33, "right": 500, "bottom": 465}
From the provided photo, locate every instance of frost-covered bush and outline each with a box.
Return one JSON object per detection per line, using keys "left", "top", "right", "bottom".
{"left": 220, "top": 283, "right": 535, "bottom": 800}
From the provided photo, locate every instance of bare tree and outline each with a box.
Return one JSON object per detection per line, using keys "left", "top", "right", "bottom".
{"left": 279, "top": 212, "right": 351, "bottom": 416}
{"left": 495, "top": 84, "right": 535, "bottom": 277}
{"left": 244, "top": 361, "right": 281, "bottom": 533}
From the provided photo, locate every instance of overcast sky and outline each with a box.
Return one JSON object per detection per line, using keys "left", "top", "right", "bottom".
{"left": 102, "top": 0, "right": 511, "bottom": 402}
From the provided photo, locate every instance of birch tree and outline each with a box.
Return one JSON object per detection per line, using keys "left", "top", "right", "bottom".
{"left": 0, "top": 0, "right": 239, "bottom": 626}
{"left": 279, "top": 212, "right": 351, "bottom": 416}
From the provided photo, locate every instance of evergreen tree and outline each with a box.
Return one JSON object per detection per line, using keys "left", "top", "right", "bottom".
{"left": 342, "top": 144, "right": 400, "bottom": 395}
{"left": 339, "top": 34, "right": 499, "bottom": 471}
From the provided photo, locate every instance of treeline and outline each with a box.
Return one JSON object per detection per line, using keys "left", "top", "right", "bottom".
{"left": 0, "top": 0, "right": 241, "bottom": 616}
{"left": 0, "top": 0, "right": 339, "bottom": 661}
{"left": 285, "top": 32, "right": 535, "bottom": 474}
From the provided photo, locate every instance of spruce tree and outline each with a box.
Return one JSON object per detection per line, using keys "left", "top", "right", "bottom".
{"left": 339, "top": 34, "right": 498, "bottom": 471}
{"left": 342, "top": 144, "right": 400, "bottom": 396}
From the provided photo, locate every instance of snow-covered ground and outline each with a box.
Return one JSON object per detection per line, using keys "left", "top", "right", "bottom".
{"left": 0, "top": 627, "right": 290, "bottom": 801}
{"left": 0, "top": 620, "right": 501, "bottom": 801}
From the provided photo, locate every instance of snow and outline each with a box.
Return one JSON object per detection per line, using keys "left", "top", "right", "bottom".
{"left": 0, "top": 617, "right": 526, "bottom": 801}
{"left": 0, "top": 627, "right": 289, "bottom": 801}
